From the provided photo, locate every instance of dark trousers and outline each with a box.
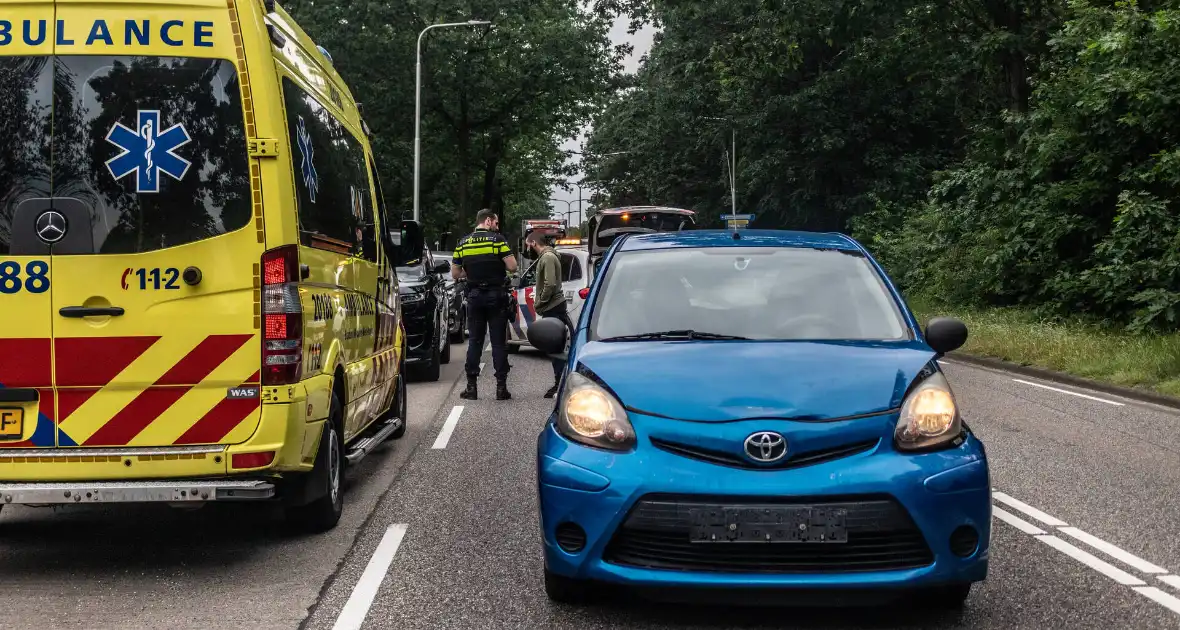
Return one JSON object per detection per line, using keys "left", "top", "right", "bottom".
{"left": 465, "top": 288, "right": 510, "bottom": 381}
{"left": 539, "top": 301, "right": 576, "bottom": 382}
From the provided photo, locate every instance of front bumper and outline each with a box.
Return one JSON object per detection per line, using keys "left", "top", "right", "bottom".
{"left": 536, "top": 419, "right": 990, "bottom": 593}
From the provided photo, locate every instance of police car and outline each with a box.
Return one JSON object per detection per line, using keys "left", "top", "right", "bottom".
{"left": 507, "top": 239, "right": 590, "bottom": 353}
{"left": 0, "top": 0, "right": 420, "bottom": 533}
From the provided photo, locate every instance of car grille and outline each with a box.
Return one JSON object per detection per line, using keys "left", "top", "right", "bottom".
{"left": 650, "top": 437, "right": 878, "bottom": 471}
{"left": 603, "top": 494, "right": 933, "bottom": 574}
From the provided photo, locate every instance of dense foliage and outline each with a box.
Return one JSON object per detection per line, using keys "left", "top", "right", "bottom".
{"left": 282, "top": 0, "right": 623, "bottom": 245}
{"left": 586, "top": 0, "right": 1180, "bottom": 330}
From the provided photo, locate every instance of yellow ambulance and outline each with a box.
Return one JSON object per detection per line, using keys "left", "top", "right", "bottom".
{"left": 0, "top": 0, "right": 422, "bottom": 532}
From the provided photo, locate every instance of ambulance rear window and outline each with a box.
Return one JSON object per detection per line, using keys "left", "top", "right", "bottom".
{"left": 0, "top": 56, "right": 251, "bottom": 255}
{"left": 57, "top": 56, "right": 252, "bottom": 253}
{"left": 0, "top": 57, "right": 52, "bottom": 255}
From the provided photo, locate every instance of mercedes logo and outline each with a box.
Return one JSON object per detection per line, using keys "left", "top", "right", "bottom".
{"left": 744, "top": 431, "right": 788, "bottom": 463}
{"left": 35, "top": 211, "right": 67, "bottom": 244}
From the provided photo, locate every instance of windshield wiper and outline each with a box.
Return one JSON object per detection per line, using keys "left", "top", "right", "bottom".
{"left": 599, "top": 329, "right": 748, "bottom": 341}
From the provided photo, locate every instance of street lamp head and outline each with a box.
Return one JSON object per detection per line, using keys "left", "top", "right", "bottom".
{"left": 468, "top": 20, "right": 491, "bottom": 26}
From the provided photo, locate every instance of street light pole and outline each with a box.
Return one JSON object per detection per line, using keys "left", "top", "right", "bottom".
{"left": 413, "top": 19, "right": 491, "bottom": 224}
{"left": 704, "top": 117, "right": 736, "bottom": 215}
{"left": 722, "top": 129, "right": 731, "bottom": 217}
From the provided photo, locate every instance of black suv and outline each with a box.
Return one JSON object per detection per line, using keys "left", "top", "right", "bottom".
{"left": 398, "top": 248, "right": 451, "bottom": 381}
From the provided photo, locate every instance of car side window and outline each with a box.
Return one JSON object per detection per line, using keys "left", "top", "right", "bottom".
{"left": 281, "top": 77, "right": 375, "bottom": 261}
{"left": 367, "top": 156, "right": 392, "bottom": 260}
{"left": 561, "top": 255, "right": 582, "bottom": 283}
{"left": 521, "top": 261, "right": 538, "bottom": 287}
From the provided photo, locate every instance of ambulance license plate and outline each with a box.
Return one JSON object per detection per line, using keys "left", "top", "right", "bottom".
{"left": 0, "top": 408, "right": 23, "bottom": 440}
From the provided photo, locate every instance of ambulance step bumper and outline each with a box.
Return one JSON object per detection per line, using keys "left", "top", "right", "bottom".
{"left": 0, "top": 480, "right": 275, "bottom": 505}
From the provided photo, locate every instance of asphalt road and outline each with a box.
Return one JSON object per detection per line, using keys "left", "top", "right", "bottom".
{"left": 3, "top": 343, "right": 1180, "bottom": 629}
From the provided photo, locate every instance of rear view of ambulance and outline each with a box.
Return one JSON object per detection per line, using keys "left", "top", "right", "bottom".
{"left": 0, "top": 0, "right": 419, "bottom": 531}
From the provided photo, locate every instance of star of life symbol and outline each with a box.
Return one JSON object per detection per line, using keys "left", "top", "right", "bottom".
{"left": 104, "top": 110, "right": 192, "bottom": 193}
{"left": 297, "top": 116, "right": 319, "bottom": 202}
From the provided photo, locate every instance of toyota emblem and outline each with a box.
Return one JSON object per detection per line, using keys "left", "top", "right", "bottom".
{"left": 35, "top": 211, "right": 68, "bottom": 244}
{"left": 744, "top": 431, "right": 788, "bottom": 463}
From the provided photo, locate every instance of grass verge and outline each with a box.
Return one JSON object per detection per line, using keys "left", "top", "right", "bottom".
{"left": 909, "top": 298, "right": 1180, "bottom": 398}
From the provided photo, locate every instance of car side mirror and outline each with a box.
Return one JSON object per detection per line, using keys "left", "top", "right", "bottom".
{"left": 924, "top": 317, "right": 968, "bottom": 355}
{"left": 527, "top": 317, "right": 568, "bottom": 355}
{"left": 432, "top": 260, "right": 451, "bottom": 274}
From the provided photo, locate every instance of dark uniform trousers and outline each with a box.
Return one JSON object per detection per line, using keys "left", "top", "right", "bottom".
{"left": 466, "top": 286, "right": 510, "bottom": 381}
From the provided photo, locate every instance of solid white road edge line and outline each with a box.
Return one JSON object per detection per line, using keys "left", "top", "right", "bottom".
{"left": 1158, "top": 575, "right": 1180, "bottom": 591}
{"left": 1057, "top": 526, "right": 1168, "bottom": 574}
{"left": 1135, "top": 587, "right": 1180, "bottom": 615}
{"left": 992, "top": 506, "right": 1046, "bottom": 535}
{"left": 432, "top": 405, "right": 464, "bottom": 450}
{"left": 332, "top": 524, "right": 409, "bottom": 630}
{"left": 1013, "top": 378, "right": 1125, "bottom": 406}
{"left": 1037, "top": 535, "right": 1146, "bottom": 586}
{"left": 992, "top": 492, "right": 1068, "bottom": 527}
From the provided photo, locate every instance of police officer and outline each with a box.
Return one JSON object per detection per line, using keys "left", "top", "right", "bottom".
{"left": 451, "top": 209, "right": 518, "bottom": 400}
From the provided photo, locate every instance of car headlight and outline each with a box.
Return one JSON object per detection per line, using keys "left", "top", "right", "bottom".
{"left": 894, "top": 370, "right": 963, "bottom": 452}
{"left": 557, "top": 372, "right": 636, "bottom": 452}
{"left": 400, "top": 292, "right": 425, "bottom": 303}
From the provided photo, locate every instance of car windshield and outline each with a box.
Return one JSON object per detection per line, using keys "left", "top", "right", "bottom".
{"left": 397, "top": 261, "right": 426, "bottom": 283}
{"left": 594, "top": 212, "right": 693, "bottom": 248}
{"left": 590, "top": 246, "right": 909, "bottom": 341}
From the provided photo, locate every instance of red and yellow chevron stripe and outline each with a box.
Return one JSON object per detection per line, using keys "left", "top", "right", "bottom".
{"left": 0, "top": 335, "right": 261, "bottom": 448}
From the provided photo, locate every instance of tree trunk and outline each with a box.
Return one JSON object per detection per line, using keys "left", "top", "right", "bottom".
{"left": 482, "top": 155, "right": 499, "bottom": 210}
{"left": 456, "top": 124, "right": 471, "bottom": 230}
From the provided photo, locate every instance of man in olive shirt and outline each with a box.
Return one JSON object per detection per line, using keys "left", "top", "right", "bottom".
{"left": 524, "top": 233, "right": 575, "bottom": 398}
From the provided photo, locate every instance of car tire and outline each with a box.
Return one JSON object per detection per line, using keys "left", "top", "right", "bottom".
{"left": 506, "top": 324, "right": 520, "bottom": 354}
{"left": 931, "top": 584, "right": 972, "bottom": 609}
{"left": 419, "top": 336, "right": 441, "bottom": 381}
{"left": 285, "top": 397, "right": 344, "bottom": 533}
{"left": 388, "top": 368, "right": 407, "bottom": 440}
{"left": 440, "top": 319, "right": 452, "bottom": 365}
{"left": 544, "top": 569, "right": 591, "bottom": 604}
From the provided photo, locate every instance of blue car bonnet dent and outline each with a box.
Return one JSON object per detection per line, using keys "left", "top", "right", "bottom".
{"left": 575, "top": 339, "right": 936, "bottom": 421}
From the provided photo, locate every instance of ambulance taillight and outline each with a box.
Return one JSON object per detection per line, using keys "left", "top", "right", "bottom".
{"left": 262, "top": 245, "right": 304, "bottom": 385}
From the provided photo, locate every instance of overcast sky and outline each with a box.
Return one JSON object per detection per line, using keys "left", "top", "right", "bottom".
{"left": 548, "top": 18, "right": 655, "bottom": 225}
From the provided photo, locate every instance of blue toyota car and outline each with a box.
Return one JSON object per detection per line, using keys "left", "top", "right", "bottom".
{"left": 527, "top": 229, "right": 990, "bottom": 608}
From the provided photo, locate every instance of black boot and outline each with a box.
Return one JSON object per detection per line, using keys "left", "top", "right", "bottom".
{"left": 459, "top": 377, "right": 478, "bottom": 400}
{"left": 496, "top": 380, "right": 512, "bottom": 400}
{"left": 544, "top": 383, "right": 560, "bottom": 399}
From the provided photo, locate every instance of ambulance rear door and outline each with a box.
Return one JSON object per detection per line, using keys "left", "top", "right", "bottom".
{"left": 45, "top": 1, "right": 265, "bottom": 448}
{"left": 0, "top": 1, "right": 58, "bottom": 448}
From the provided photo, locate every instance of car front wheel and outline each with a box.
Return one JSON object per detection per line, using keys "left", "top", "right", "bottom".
{"left": 543, "top": 569, "right": 592, "bottom": 604}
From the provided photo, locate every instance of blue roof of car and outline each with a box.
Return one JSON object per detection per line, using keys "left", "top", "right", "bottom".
{"left": 616, "top": 229, "right": 863, "bottom": 252}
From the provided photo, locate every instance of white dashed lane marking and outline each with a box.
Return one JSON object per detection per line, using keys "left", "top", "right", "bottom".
{"left": 332, "top": 524, "right": 409, "bottom": 630}
{"left": 1012, "top": 378, "right": 1125, "bottom": 406}
{"left": 992, "top": 489, "right": 1180, "bottom": 616}
{"left": 432, "top": 405, "right": 464, "bottom": 450}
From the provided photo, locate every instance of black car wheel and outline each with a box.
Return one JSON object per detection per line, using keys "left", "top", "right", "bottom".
{"left": 388, "top": 366, "right": 407, "bottom": 440}
{"left": 450, "top": 306, "right": 466, "bottom": 343}
{"left": 440, "top": 316, "right": 452, "bottom": 364}
{"left": 418, "top": 332, "right": 442, "bottom": 381}
{"left": 544, "top": 569, "right": 592, "bottom": 604}
{"left": 285, "top": 396, "right": 344, "bottom": 533}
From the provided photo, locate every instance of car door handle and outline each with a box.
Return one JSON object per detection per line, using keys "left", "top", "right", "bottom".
{"left": 59, "top": 306, "right": 125, "bottom": 318}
